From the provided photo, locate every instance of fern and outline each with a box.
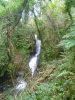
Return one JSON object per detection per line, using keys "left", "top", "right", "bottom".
{"left": 58, "top": 40, "right": 75, "bottom": 49}
{"left": 56, "top": 70, "right": 74, "bottom": 78}
{"left": 58, "top": 22, "right": 75, "bottom": 50}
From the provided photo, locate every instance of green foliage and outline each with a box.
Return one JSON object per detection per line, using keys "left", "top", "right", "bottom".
{"left": 15, "top": 21, "right": 75, "bottom": 100}
{"left": 0, "top": 0, "right": 30, "bottom": 77}
{"left": 58, "top": 22, "right": 75, "bottom": 50}
{"left": 0, "top": 43, "right": 10, "bottom": 77}
{"left": 56, "top": 70, "right": 74, "bottom": 78}
{"left": 64, "top": 0, "right": 75, "bottom": 22}
{"left": 1, "top": 1, "right": 75, "bottom": 100}
{"left": 6, "top": 75, "right": 75, "bottom": 100}
{"left": 55, "top": 22, "right": 75, "bottom": 99}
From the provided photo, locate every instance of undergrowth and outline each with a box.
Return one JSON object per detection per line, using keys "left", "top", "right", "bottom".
{"left": 5, "top": 22, "right": 75, "bottom": 100}
{"left": 5, "top": 58, "right": 75, "bottom": 100}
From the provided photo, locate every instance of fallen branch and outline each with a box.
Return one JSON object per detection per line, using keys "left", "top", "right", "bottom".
{"left": 29, "top": 67, "right": 55, "bottom": 93}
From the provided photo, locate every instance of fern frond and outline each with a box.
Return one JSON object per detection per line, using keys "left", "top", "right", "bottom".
{"left": 58, "top": 39, "right": 75, "bottom": 49}
{"left": 63, "top": 32, "right": 75, "bottom": 39}
{"left": 58, "top": 22, "right": 75, "bottom": 50}
{"left": 56, "top": 70, "right": 74, "bottom": 78}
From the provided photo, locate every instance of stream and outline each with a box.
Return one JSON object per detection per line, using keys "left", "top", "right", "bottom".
{"left": 0, "top": 73, "right": 27, "bottom": 100}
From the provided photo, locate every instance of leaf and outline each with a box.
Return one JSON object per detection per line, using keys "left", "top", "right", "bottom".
{"left": 0, "top": 67, "right": 7, "bottom": 77}
{"left": 62, "top": 32, "right": 75, "bottom": 39}
{"left": 56, "top": 70, "right": 74, "bottom": 78}
{"left": 58, "top": 39, "right": 75, "bottom": 49}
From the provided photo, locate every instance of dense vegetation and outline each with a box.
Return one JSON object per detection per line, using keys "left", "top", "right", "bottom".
{"left": 0, "top": 0, "right": 75, "bottom": 100}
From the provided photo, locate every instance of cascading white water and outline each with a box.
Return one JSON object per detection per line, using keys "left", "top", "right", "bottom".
{"left": 15, "top": 80, "right": 27, "bottom": 93}
{"left": 29, "top": 34, "right": 41, "bottom": 76}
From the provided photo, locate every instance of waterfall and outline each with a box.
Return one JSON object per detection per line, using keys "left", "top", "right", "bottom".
{"left": 29, "top": 34, "right": 41, "bottom": 76}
